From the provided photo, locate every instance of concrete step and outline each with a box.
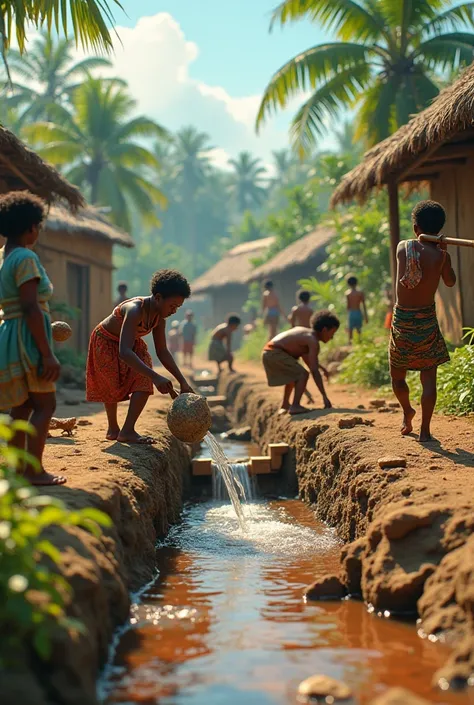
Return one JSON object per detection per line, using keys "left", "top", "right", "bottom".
{"left": 192, "top": 458, "right": 212, "bottom": 476}
{"left": 249, "top": 456, "right": 272, "bottom": 475}
{"left": 269, "top": 442, "right": 290, "bottom": 471}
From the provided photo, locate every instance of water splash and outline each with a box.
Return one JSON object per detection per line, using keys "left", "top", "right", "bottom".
{"left": 204, "top": 432, "right": 249, "bottom": 531}
{"left": 213, "top": 462, "right": 254, "bottom": 503}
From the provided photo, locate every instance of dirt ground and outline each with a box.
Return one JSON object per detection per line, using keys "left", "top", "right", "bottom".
{"left": 218, "top": 357, "right": 474, "bottom": 691}
{"left": 6, "top": 390, "right": 191, "bottom": 705}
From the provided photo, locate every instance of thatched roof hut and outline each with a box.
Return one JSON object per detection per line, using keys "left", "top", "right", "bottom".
{"left": 0, "top": 126, "right": 83, "bottom": 209}
{"left": 192, "top": 236, "right": 275, "bottom": 295}
{"left": 331, "top": 62, "right": 474, "bottom": 343}
{"left": 47, "top": 206, "right": 134, "bottom": 248}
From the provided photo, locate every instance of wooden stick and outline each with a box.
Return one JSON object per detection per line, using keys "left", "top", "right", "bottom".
{"left": 419, "top": 234, "right": 474, "bottom": 248}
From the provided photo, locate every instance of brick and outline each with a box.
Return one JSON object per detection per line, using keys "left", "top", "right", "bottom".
{"left": 249, "top": 456, "right": 272, "bottom": 475}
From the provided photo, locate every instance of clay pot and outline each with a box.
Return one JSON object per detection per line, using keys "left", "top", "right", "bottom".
{"left": 167, "top": 393, "right": 212, "bottom": 443}
{"left": 52, "top": 321, "right": 72, "bottom": 342}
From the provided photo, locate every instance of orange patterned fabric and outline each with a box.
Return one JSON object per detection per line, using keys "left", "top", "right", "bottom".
{"left": 86, "top": 325, "right": 153, "bottom": 403}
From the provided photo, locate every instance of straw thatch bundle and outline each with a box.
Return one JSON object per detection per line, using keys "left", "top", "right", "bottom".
{"left": 167, "top": 393, "right": 212, "bottom": 443}
{"left": 52, "top": 321, "right": 72, "bottom": 342}
{"left": 0, "top": 126, "right": 84, "bottom": 209}
{"left": 331, "top": 62, "right": 474, "bottom": 207}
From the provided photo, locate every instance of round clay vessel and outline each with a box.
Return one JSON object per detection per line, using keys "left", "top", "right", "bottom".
{"left": 52, "top": 321, "right": 72, "bottom": 342}
{"left": 167, "top": 393, "right": 212, "bottom": 443}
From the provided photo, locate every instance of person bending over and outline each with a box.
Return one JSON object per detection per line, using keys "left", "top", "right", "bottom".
{"left": 208, "top": 315, "right": 241, "bottom": 374}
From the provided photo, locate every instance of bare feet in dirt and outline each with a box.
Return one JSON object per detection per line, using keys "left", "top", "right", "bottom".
{"left": 106, "top": 427, "right": 120, "bottom": 441}
{"left": 117, "top": 432, "right": 156, "bottom": 445}
{"left": 401, "top": 407, "right": 416, "bottom": 435}
{"left": 289, "top": 404, "right": 311, "bottom": 416}
{"left": 278, "top": 408, "right": 288, "bottom": 415}
{"left": 23, "top": 470, "right": 67, "bottom": 486}
{"left": 419, "top": 429, "right": 434, "bottom": 442}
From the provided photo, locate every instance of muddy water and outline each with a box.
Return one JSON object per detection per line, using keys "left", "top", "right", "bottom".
{"left": 101, "top": 497, "right": 470, "bottom": 705}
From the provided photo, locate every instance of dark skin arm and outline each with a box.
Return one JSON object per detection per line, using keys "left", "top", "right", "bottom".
{"left": 119, "top": 304, "right": 173, "bottom": 395}
{"left": 440, "top": 248, "right": 456, "bottom": 288}
{"left": 19, "top": 278, "right": 60, "bottom": 382}
{"left": 288, "top": 307, "right": 297, "bottom": 326}
{"left": 153, "top": 320, "right": 193, "bottom": 393}
{"left": 307, "top": 340, "right": 331, "bottom": 408}
{"left": 302, "top": 353, "right": 329, "bottom": 380}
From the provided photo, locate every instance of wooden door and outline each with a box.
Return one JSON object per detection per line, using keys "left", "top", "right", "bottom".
{"left": 67, "top": 262, "right": 90, "bottom": 353}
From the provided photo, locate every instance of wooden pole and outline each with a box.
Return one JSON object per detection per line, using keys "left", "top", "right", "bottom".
{"left": 388, "top": 180, "right": 400, "bottom": 296}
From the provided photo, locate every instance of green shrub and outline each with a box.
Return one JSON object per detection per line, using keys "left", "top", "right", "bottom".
{"left": 237, "top": 323, "right": 268, "bottom": 362}
{"left": 339, "top": 338, "right": 390, "bottom": 388}
{"left": 0, "top": 416, "right": 111, "bottom": 667}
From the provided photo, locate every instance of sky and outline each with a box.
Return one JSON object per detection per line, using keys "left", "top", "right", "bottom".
{"left": 89, "top": 0, "right": 337, "bottom": 169}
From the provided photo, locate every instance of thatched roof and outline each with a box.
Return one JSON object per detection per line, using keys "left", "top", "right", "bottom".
{"left": 46, "top": 206, "right": 134, "bottom": 248}
{"left": 192, "top": 236, "right": 275, "bottom": 294}
{"left": 250, "top": 224, "right": 335, "bottom": 280}
{"left": 331, "top": 62, "right": 474, "bottom": 207}
{"left": 0, "top": 126, "right": 84, "bottom": 209}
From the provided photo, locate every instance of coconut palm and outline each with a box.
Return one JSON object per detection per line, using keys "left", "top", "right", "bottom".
{"left": 257, "top": 0, "right": 474, "bottom": 152}
{"left": 228, "top": 151, "right": 267, "bottom": 212}
{"left": 7, "top": 32, "right": 112, "bottom": 123}
{"left": 24, "top": 77, "right": 168, "bottom": 230}
{"left": 0, "top": 0, "right": 122, "bottom": 65}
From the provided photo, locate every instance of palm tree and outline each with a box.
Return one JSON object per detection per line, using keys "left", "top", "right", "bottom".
{"left": 228, "top": 151, "right": 267, "bottom": 212}
{"left": 7, "top": 32, "right": 112, "bottom": 123}
{"left": 257, "top": 0, "right": 474, "bottom": 151}
{"left": 0, "top": 0, "right": 122, "bottom": 69}
{"left": 173, "top": 127, "right": 214, "bottom": 263}
{"left": 25, "top": 77, "right": 168, "bottom": 230}
{"left": 271, "top": 148, "right": 297, "bottom": 188}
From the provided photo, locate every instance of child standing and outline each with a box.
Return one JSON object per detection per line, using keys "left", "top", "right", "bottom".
{"left": 346, "top": 276, "right": 368, "bottom": 343}
{"left": 180, "top": 310, "right": 197, "bottom": 368}
{"left": 86, "top": 269, "right": 194, "bottom": 444}
{"left": 288, "top": 290, "right": 314, "bottom": 328}
{"left": 262, "top": 311, "right": 339, "bottom": 415}
{"left": 0, "top": 192, "right": 65, "bottom": 485}
{"left": 208, "top": 315, "right": 241, "bottom": 374}
{"left": 390, "top": 200, "right": 456, "bottom": 442}
{"left": 262, "top": 280, "right": 284, "bottom": 341}
{"left": 167, "top": 320, "right": 181, "bottom": 357}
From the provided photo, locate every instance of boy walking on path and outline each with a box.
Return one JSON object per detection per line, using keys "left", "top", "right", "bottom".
{"left": 262, "top": 311, "right": 339, "bottom": 415}
{"left": 262, "top": 280, "right": 284, "bottom": 340}
{"left": 180, "top": 310, "right": 197, "bottom": 368}
{"left": 346, "top": 276, "right": 368, "bottom": 343}
{"left": 208, "top": 315, "right": 241, "bottom": 374}
{"left": 288, "top": 290, "right": 314, "bottom": 328}
{"left": 390, "top": 200, "right": 456, "bottom": 442}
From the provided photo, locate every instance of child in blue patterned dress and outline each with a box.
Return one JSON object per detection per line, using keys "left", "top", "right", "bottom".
{"left": 0, "top": 192, "right": 65, "bottom": 485}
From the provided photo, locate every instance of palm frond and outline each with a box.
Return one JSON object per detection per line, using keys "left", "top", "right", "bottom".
{"left": 113, "top": 116, "right": 170, "bottom": 142}
{"left": 416, "top": 32, "right": 474, "bottom": 71}
{"left": 422, "top": 2, "right": 474, "bottom": 36}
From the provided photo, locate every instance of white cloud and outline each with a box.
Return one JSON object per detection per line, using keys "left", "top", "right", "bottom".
{"left": 88, "top": 12, "right": 306, "bottom": 166}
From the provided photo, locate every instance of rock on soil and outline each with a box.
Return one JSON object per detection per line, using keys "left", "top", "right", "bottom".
{"left": 298, "top": 674, "right": 352, "bottom": 701}
{"left": 225, "top": 425, "right": 251, "bottom": 441}
{"left": 378, "top": 456, "right": 407, "bottom": 469}
{"left": 304, "top": 574, "right": 347, "bottom": 600}
{"left": 210, "top": 405, "right": 231, "bottom": 433}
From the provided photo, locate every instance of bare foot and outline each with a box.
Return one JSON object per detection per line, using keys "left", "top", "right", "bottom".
{"left": 401, "top": 407, "right": 416, "bottom": 435}
{"left": 106, "top": 427, "right": 120, "bottom": 441}
{"left": 117, "top": 432, "right": 156, "bottom": 444}
{"left": 23, "top": 470, "right": 67, "bottom": 486}
{"left": 419, "top": 429, "right": 433, "bottom": 442}
{"left": 288, "top": 404, "right": 310, "bottom": 416}
{"left": 278, "top": 408, "right": 288, "bottom": 415}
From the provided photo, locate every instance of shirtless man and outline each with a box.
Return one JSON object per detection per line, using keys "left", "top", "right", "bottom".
{"left": 208, "top": 314, "right": 241, "bottom": 374}
{"left": 262, "top": 280, "right": 284, "bottom": 341}
{"left": 390, "top": 200, "right": 456, "bottom": 442}
{"left": 346, "top": 276, "right": 368, "bottom": 343}
{"left": 288, "top": 290, "right": 314, "bottom": 328}
{"left": 262, "top": 310, "right": 339, "bottom": 415}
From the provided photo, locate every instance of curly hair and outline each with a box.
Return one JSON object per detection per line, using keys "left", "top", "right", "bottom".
{"left": 412, "top": 200, "right": 446, "bottom": 234}
{"left": 227, "top": 314, "right": 241, "bottom": 325}
{"left": 0, "top": 191, "right": 47, "bottom": 240}
{"left": 150, "top": 269, "right": 191, "bottom": 299}
{"left": 311, "top": 310, "right": 340, "bottom": 332}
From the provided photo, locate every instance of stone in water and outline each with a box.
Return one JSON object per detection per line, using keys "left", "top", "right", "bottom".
{"left": 298, "top": 674, "right": 352, "bottom": 701}
{"left": 167, "top": 393, "right": 212, "bottom": 443}
{"left": 52, "top": 320, "right": 72, "bottom": 342}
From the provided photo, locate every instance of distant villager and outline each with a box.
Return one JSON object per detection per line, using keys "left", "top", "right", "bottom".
{"left": 115, "top": 280, "right": 128, "bottom": 307}
{"left": 209, "top": 314, "right": 241, "bottom": 374}
{"left": 346, "top": 275, "right": 368, "bottom": 344}
{"left": 180, "top": 310, "right": 197, "bottom": 369}
{"left": 262, "top": 280, "right": 284, "bottom": 341}
{"left": 288, "top": 289, "right": 313, "bottom": 328}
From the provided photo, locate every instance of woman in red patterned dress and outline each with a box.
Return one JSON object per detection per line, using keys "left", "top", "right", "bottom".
{"left": 86, "top": 269, "right": 194, "bottom": 444}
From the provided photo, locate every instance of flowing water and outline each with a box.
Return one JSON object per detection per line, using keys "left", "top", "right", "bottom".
{"left": 101, "top": 498, "right": 471, "bottom": 705}
{"left": 212, "top": 461, "right": 254, "bottom": 503}
{"left": 203, "top": 432, "right": 249, "bottom": 530}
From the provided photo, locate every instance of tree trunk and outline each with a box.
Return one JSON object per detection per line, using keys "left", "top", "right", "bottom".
{"left": 388, "top": 180, "right": 400, "bottom": 296}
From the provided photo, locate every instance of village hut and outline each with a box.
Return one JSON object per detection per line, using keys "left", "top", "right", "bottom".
{"left": 191, "top": 236, "right": 275, "bottom": 334}
{"left": 331, "top": 63, "right": 474, "bottom": 343}
{"left": 37, "top": 207, "right": 133, "bottom": 352}
{"left": 249, "top": 224, "right": 336, "bottom": 312}
{"left": 0, "top": 126, "right": 134, "bottom": 352}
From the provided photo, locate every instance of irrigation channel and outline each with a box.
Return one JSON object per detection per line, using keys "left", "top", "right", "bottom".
{"left": 100, "top": 436, "right": 470, "bottom": 705}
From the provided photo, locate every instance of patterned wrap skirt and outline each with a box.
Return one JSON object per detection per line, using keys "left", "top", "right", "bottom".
{"left": 86, "top": 325, "right": 153, "bottom": 403}
{"left": 389, "top": 304, "right": 449, "bottom": 371}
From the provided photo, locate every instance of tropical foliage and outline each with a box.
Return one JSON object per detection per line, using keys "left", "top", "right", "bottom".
{"left": 229, "top": 151, "right": 267, "bottom": 212}
{"left": 0, "top": 416, "right": 111, "bottom": 666}
{"left": 257, "top": 0, "right": 474, "bottom": 151}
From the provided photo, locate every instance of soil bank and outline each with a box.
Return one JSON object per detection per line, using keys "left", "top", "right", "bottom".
{"left": 219, "top": 361, "right": 474, "bottom": 691}
{"left": 3, "top": 390, "right": 191, "bottom": 705}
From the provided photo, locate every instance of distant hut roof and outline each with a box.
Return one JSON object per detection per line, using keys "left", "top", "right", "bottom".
{"left": 250, "top": 224, "right": 335, "bottom": 280}
{"left": 0, "top": 126, "right": 84, "bottom": 209}
{"left": 192, "top": 236, "right": 275, "bottom": 294}
{"left": 47, "top": 205, "right": 134, "bottom": 248}
{"left": 331, "top": 62, "right": 474, "bottom": 207}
